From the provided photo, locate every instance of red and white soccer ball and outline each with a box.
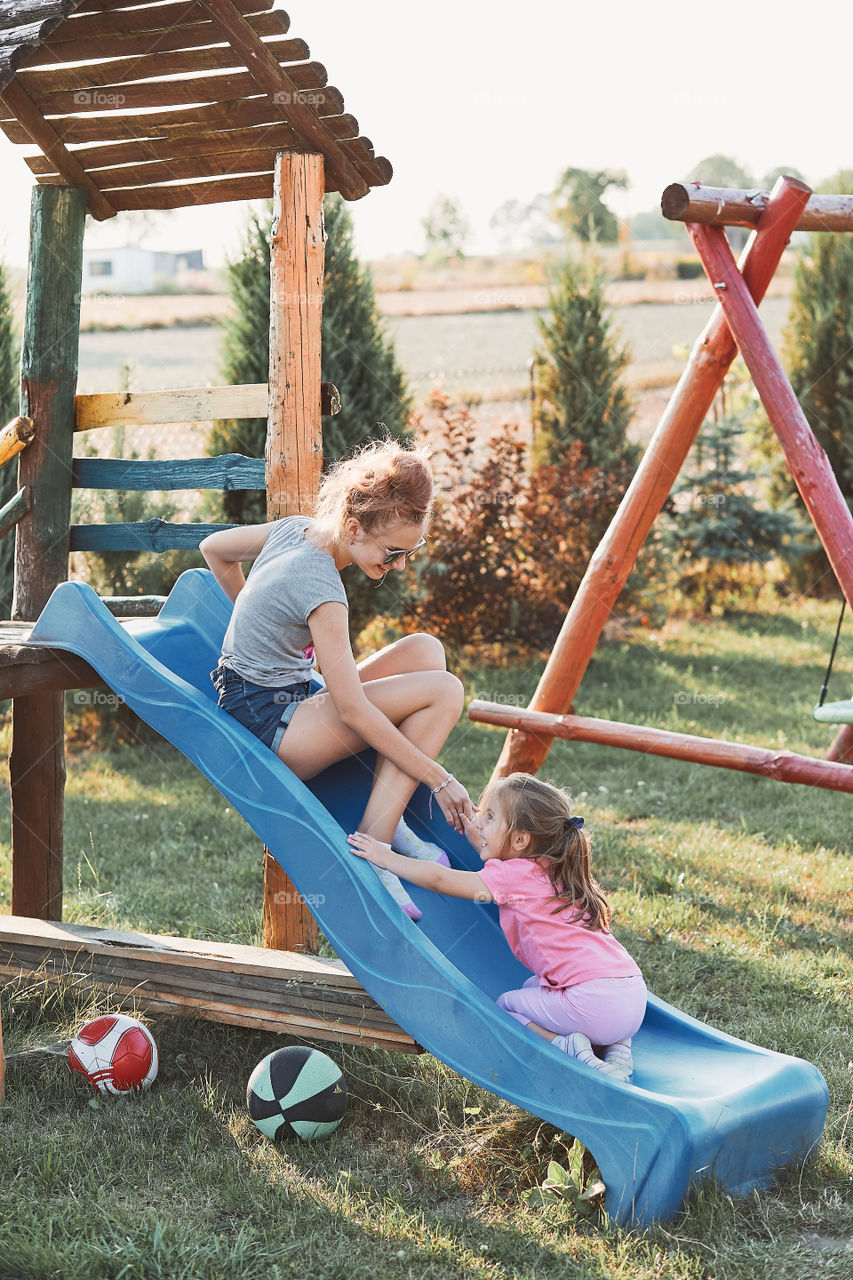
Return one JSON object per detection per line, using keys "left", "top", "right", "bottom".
{"left": 69, "top": 1014, "right": 159, "bottom": 1096}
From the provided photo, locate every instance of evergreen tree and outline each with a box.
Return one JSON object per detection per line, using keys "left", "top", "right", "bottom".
{"left": 0, "top": 258, "right": 20, "bottom": 617}
{"left": 530, "top": 254, "right": 637, "bottom": 472}
{"left": 209, "top": 195, "right": 412, "bottom": 527}
{"left": 782, "top": 232, "right": 853, "bottom": 501}
{"left": 664, "top": 410, "right": 806, "bottom": 611}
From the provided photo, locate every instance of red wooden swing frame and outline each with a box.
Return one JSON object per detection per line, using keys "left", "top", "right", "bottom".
{"left": 469, "top": 176, "right": 853, "bottom": 792}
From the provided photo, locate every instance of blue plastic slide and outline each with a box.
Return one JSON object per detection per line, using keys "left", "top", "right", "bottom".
{"left": 29, "top": 571, "right": 828, "bottom": 1225}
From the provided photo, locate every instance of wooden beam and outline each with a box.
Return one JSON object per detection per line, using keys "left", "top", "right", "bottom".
{"left": 10, "top": 183, "right": 87, "bottom": 923}
{"left": 689, "top": 222, "right": 853, "bottom": 608}
{"left": 0, "top": 80, "right": 116, "bottom": 220}
{"left": 75, "top": 383, "right": 340, "bottom": 431}
{"left": 471, "top": 703, "right": 853, "bottom": 794}
{"left": 0, "top": 486, "right": 31, "bottom": 541}
{"left": 70, "top": 519, "right": 231, "bottom": 552}
{"left": 0, "top": 915, "right": 419, "bottom": 1053}
{"left": 0, "top": 415, "right": 34, "bottom": 469}
{"left": 1, "top": 89, "right": 347, "bottom": 146}
{"left": 72, "top": 454, "right": 265, "bottom": 492}
{"left": 263, "top": 149, "right": 326, "bottom": 954}
{"left": 31, "top": 64, "right": 329, "bottom": 116}
{"left": 490, "top": 176, "right": 812, "bottom": 783}
{"left": 19, "top": 8, "right": 289, "bottom": 66}
{"left": 662, "top": 182, "right": 853, "bottom": 232}
{"left": 15, "top": 36, "right": 311, "bottom": 94}
{"left": 198, "top": 0, "right": 370, "bottom": 199}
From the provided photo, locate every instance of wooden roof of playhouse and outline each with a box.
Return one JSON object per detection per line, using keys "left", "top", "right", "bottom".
{"left": 0, "top": 0, "right": 391, "bottom": 220}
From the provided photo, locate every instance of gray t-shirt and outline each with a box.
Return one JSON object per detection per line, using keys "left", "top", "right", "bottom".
{"left": 219, "top": 516, "right": 348, "bottom": 686}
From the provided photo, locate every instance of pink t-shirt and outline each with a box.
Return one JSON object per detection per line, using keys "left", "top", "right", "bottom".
{"left": 478, "top": 857, "right": 642, "bottom": 990}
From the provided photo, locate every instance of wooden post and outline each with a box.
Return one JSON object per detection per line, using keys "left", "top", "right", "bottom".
{"left": 10, "top": 185, "right": 87, "bottom": 921}
{"left": 263, "top": 150, "right": 325, "bottom": 953}
{"left": 490, "top": 176, "right": 811, "bottom": 783}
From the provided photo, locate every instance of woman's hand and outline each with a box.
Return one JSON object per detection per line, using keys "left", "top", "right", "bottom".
{"left": 433, "top": 776, "right": 475, "bottom": 834}
{"left": 347, "top": 831, "right": 394, "bottom": 868}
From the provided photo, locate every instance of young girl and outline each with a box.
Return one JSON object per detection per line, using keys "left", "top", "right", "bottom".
{"left": 199, "top": 438, "right": 474, "bottom": 921}
{"left": 348, "top": 772, "right": 646, "bottom": 1080}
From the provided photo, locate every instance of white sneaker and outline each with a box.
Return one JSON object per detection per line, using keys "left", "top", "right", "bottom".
{"left": 553, "top": 1032, "right": 623, "bottom": 1077}
{"left": 602, "top": 1040, "right": 634, "bottom": 1081}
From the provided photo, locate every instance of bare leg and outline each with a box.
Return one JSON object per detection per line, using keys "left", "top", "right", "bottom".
{"left": 357, "top": 691, "right": 462, "bottom": 841}
{"left": 276, "top": 669, "right": 464, "bottom": 840}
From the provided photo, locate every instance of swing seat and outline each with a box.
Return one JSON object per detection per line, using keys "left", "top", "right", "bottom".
{"left": 812, "top": 700, "right": 853, "bottom": 725}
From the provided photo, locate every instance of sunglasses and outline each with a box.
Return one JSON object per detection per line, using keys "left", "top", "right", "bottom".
{"left": 379, "top": 536, "right": 427, "bottom": 566}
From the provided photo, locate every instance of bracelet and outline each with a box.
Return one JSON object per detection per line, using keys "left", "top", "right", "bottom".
{"left": 428, "top": 772, "right": 455, "bottom": 817}
{"left": 431, "top": 772, "right": 455, "bottom": 795}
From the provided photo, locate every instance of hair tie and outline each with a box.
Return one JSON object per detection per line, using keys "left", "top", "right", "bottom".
{"left": 564, "top": 815, "right": 584, "bottom": 831}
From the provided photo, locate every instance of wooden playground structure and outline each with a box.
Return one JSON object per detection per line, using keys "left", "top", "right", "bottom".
{"left": 0, "top": 0, "right": 413, "bottom": 1097}
{"left": 475, "top": 176, "right": 853, "bottom": 791}
{"left": 0, "top": 6, "right": 851, "bottom": 1110}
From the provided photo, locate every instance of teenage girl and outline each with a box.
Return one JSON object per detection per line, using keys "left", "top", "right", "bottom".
{"left": 348, "top": 772, "right": 646, "bottom": 1079}
{"left": 199, "top": 438, "right": 474, "bottom": 920}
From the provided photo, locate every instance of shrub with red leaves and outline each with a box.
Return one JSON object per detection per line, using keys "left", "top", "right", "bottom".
{"left": 412, "top": 394, "right": 633, "bottom": 653}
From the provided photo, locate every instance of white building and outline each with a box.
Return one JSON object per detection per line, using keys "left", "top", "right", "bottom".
{"left": 81, "top": 245, "right": 205, "bottom": 294}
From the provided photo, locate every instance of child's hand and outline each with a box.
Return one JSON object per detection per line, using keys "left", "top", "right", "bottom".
{"left": 347, "top": 831, "right": 393, "bottom": 868}
{"left": 460, "top": 809, "right": 481, "bottom": 850}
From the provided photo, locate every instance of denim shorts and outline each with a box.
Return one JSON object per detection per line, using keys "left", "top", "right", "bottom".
{"left": 211, "top": 662, "right": 324, "bottom": 753}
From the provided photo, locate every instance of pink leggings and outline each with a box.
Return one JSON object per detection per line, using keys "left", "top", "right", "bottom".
{"left": 498, "top": 974, "right": 647, "bottom": 1045}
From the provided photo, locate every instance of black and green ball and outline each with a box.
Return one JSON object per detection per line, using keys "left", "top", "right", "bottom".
{"left": 246, "top": 1046, "right": 347, "bottom": 1141}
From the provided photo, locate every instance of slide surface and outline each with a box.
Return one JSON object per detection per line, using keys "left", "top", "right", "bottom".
{"left": 29, "top": 571, "right": 828, "bottom": 1225}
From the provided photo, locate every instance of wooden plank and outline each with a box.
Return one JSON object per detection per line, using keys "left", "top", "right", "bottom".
{"left": 91, "top": 146, "right": 283, "bottom": 191}
{"left": 16, "top": 35, "right": 311, "bottom": 94}
{"left": 471, "top": 702, "right": 853, "bottom": 795}
{"left": 26, "top": 123, "right": 302, "bottom": 175}
{"left": 76, "top": 384, "right": 269, "bottom": 430}
{"left": 40, "top": 0, "right": 266, "bottom": 43}
{"left": 20, "top": 9, "right": 288, "bottom": 65}
{"left": 102, "top": 174, "right": 277, "bottom": 211}
{"left": 70, "top": 519, "right": 232, "bottom": 552}
{"left": 0, "top": 915, "right": 419, "bottom": 1052}
{"left": 0, "top": 486, "right": 31, "bottom": 541}
{"left": 1, "top": 91, "right": 347, "bottom": 145}
{"left": 490, "top": 177, "right": 813, "bottom": 784}
{"left": 0, "top": 653, "right": 103, "bottom": 699}
{"left": 662, "top": 182, "right": 853, "bottom": 233}
{"left": 74, "top": 384, "right": 341, "bottom": 430}
{"left": 0, "top": 79, "right": 116, "bottom": 220}
{"left": 72, "top": 454, "right": 265, "bottom": 492}
{"left": 0, "top": 917, "right": 364, "bottom": 985}
{"left": 198, "top": 0, "right": 369, "bottom": 199}
{"left": 262, "top": 149, "right": 326, "bottom": 955}
{"left": 30, "top": 64, "right": 329, "bottom": 115}
{"left": 10, "top": 182, "right": 87, "bottom": 924}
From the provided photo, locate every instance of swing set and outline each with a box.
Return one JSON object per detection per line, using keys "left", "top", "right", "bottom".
{"left": 470, "top": 175, "right": 853, "bottom": 790}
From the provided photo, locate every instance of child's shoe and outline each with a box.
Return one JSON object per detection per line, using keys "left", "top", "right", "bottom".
{"left": 602, "top": 1039, "right": 633, "bottom": 1081}
{"left": 553, "top": 1032, "right": 623, "bottom": 1078}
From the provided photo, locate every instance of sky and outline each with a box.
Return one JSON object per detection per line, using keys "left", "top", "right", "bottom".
{"left": 0, "top": 0, "right": 850, "bottom": 269}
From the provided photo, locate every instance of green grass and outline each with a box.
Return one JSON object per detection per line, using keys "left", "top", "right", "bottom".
{"left": 1, "top": 598, "right": 852, "bottom": 1279}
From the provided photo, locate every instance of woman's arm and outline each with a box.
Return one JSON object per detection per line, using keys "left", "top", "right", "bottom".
{"left": 199, "top": 523, "right": 275, "bottom": 603}
{"left": 348, "top": 831, "right": 492, "bottom": 901}
{"left": 309, "top": 602, "right": 472, "bottom": 818}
